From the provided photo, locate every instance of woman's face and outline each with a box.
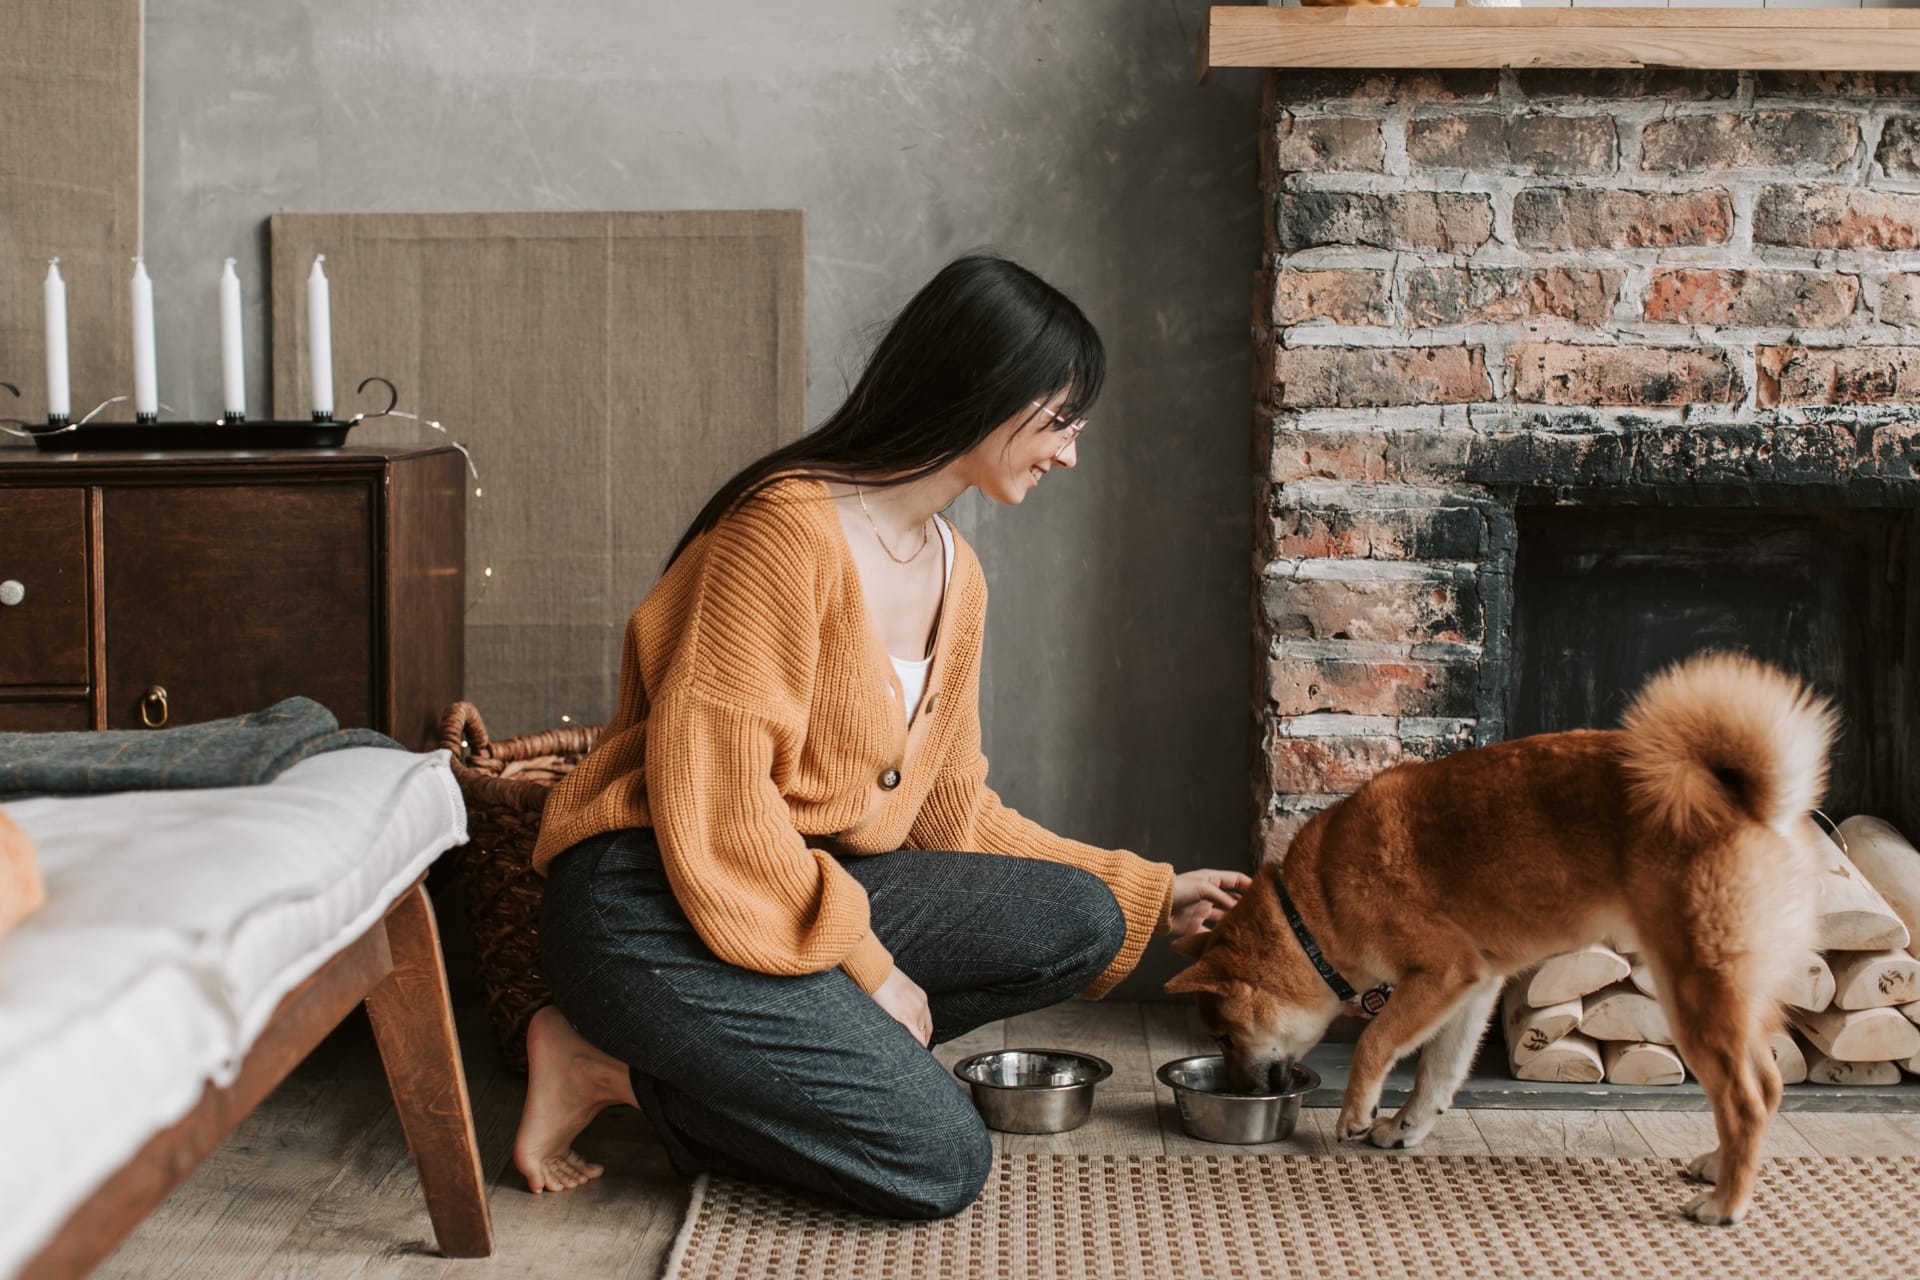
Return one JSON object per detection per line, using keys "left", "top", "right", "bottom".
{"left": 957, "top": 390, "right": 1083, "bottom": 505}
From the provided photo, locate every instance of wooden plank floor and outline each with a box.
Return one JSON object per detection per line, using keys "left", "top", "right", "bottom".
{"left": 101, "top": 1000, "right": 1920, "bottom": 1279}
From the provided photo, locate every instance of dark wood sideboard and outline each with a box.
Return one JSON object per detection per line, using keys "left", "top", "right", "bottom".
{"left": 0, "top": 446, "right": 464, "bottom": 750}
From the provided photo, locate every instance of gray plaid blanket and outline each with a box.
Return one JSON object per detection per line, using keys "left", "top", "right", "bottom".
{"left": 0, "top": 697, "right": 403, "bottom": 798}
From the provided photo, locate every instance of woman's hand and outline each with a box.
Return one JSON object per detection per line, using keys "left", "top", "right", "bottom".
{"left": 872, "top": 965, "right": 934, "bottom": 1047}
{"left": 1169, "top": 868, "right": 1251, "bottom": 941}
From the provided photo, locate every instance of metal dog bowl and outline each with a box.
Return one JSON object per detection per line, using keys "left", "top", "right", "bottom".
{"left": 1156, "top": 1055, "right": 1320, "bottom": 1145}
{"left": 952, "top": 1048, "right": 1113, "bottom": 1134}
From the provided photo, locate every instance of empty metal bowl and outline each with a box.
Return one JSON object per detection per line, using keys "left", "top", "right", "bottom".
{"left": 952, "top": 1048, "right": 1113, "bottom": 1134}
{"left": 1156, "top": 1055, "right": 1320, "bottom": 1145}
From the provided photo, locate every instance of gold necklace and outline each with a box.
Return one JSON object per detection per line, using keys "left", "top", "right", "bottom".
{"left": 856, "top": 486, "right": 930, "bottom": 565}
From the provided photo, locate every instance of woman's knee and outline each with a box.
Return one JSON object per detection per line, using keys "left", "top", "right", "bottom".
{"left": 1047, "top": 864, "right": 1129, "bottom": 975}
{"left": 810, "top": 1068, "right": 995, "bottom": 1220}
{"left": 855, "top": 1111, "right": 994, "bottom": 1220}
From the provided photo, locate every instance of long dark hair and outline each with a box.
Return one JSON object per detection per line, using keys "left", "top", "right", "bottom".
{"left": 667, "top": 253, "right": 1105, "bottom": 566}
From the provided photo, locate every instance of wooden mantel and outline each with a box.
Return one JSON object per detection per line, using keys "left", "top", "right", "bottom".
{"left": 1204, "top": 6, "right": 1920, "bottom": 72}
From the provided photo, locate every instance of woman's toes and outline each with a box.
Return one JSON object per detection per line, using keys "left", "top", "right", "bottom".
{"left": 512, "top": 1005, "right": 632, "bottom": 1194}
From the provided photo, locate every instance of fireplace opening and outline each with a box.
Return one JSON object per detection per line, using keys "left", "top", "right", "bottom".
{"left": 1509, "top": 504, "right": 1917, "bottom": 831}
{"left": 1438, "top": 503, "right": 1920, "bottom": 1101}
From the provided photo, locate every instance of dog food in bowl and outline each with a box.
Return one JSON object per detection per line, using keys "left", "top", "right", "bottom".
{"left": 1156, "top": 1055, "right": 1320, "bottom": 1144}
{"left": 952, "top": 1048, "right": 1113, "bottom": 1134}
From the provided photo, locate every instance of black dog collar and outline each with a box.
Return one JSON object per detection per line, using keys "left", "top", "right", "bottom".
{"left": 1276, "top": 878, "right": 1392, "bottom": 1016}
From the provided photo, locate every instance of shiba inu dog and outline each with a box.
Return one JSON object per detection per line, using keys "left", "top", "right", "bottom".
{"left": 1167, "top": 653, "right": 1834, "bottom": 1224}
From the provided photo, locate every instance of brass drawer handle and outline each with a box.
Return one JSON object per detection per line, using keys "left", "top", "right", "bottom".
{"left": 140, "top": 685, "right": 170, "bottom": 729}
{"left": 0, "top": 580, "right": 22, "bottom": 607}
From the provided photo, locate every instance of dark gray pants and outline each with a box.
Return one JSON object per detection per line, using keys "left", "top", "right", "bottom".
{"left": 539, "top": 827, "right": 1128, "bottom": 1219}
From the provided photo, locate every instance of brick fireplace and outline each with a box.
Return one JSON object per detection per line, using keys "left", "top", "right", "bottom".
{"left": 1254, "top": 67, "right": 1920, "bottom": 863}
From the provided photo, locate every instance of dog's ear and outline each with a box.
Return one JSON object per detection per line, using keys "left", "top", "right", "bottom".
{"left": 1164, "top": 952, "right": 1229, "bottom": 996}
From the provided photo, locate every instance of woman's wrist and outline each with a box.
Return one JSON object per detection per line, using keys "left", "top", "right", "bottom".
{"left": 838, "top": 932, "right": 895, "bottom": 993}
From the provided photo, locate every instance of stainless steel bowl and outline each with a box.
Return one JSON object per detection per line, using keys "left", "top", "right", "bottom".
{"left": 952, "top": 1048, "right": 1113, "bottom": 1134}
{"left": 1156, "top": 1055, "right": 1320, "bottom": 1145}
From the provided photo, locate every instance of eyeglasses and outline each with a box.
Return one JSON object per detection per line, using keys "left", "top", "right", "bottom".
{"left": 1029, "top": 400, "right": 1088, "bottom": 456}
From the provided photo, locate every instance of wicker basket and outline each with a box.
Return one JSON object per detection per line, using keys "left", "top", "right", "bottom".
{"left": 439, "top": 701, "right": 602, "bottom": 1073}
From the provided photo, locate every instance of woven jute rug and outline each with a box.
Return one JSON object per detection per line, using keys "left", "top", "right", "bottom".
{"left": 660, "top": 1153, "right": 1920, "bottom": 1279}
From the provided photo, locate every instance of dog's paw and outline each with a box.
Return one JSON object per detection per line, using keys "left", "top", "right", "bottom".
{"left": 1366, "top": 1109, "right": 1430, "bottom": 1150}
{"left": 1683, "top": 1188, "right": 1745, "bottom": 1226}
{"left": 1336, "top": 1107, "right": 1374, "bottom": 1141}
{"left": 1684, "top": 1149, "right": 1721, "bottom": 1185}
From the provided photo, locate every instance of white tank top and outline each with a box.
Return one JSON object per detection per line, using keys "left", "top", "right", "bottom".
{"left": 891, "top": 518, "right": 954, "bottom": 725}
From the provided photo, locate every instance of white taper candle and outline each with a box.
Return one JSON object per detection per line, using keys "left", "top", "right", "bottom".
{"left": 219, "top": 258, "right": 246, "bottom": 419}
{"left": 308, "top": 254, "right": 333, "bottom": 420}
{"left": 44, "top": 259, "right": 70, "bottom": 421}
{"left": 132, "top": 257, "right": 158, "bottom": 419}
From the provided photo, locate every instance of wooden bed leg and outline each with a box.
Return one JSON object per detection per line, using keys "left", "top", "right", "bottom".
{"left": 364, "top": 881, "right": 495, "bottom": 1258}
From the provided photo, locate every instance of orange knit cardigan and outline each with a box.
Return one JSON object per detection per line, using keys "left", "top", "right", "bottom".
{"left": 530, "top": 478, "right": 1174, "bottom": 997}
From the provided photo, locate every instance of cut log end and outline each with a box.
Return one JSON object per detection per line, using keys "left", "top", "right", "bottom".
{"left": 1581, "top": 983, "right": 1675, "bottom": 1046}
{"left": 1815, "top": 912, "right": 1910, "bottom": 954}
{"left": 1511, "top": 1032, "right": 1604, "bottom": 1084}
{"left": 1790, "top": 1004, "right": 1920, "bottom": 1063}
{"left": 1813, "top": 825, "right": 1913, "bottom": 952}
{"left": 1501, "top": 979, "right": 1580, "bottom": 1067}
{"left": 1770, "top": 1029, "right": 1808, "bottom": 1086}
{"left": 1526, "top": 945, "right": 1630, "bottom": 1008}
{"left": 1803, "top": 1044, "right": 1904, "bottom": 1088}
{"left": 1784, "top": 952, "right": 1836, "bottom": 1013}
{"left": 1829, "top": 949, "right": 1920, "bottom": 1011}
{"left": 1602, "top": 1040, "right": 1686, "bottom": 1087}
{"left": 1628, "top": 956, "right": 1657, "bottom": 1000}
{"left": 1836, "top": 816, "right": 1920, "bottom": 947}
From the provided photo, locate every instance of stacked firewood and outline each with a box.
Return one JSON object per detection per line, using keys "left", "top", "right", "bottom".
{"left": 1794, "top": 817, "right": 1920, "bottom": 1084}
{"left": 1502, "top": 816, "right": 1920, "bottom": 1087}
{"left": 1502, "top": 943, "right": 1683, "bottom": 1085}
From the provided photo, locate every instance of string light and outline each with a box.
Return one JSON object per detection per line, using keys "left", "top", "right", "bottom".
{"left": 357, "top": 404, "right": 584, "bottom": 729}
{"left": 345, "top": 403, "right": 497, "bottom": 615}
{"left": 0, "top": 393, "right": 173, "bottom": 437}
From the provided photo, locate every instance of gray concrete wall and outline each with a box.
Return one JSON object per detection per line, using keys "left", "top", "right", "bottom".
{"left": 144, "top": 0, "right": 1260, "bottom": 997}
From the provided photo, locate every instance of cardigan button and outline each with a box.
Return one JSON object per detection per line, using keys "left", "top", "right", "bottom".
{"left": 924, "top": 694, "right": 939, "bottom": 714}
{"left": 880, "top": 768, "right": 901, "bottom": 790}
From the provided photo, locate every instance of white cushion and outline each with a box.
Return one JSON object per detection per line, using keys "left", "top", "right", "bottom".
{"left": 0, "top": 747, "right": 468, "bottom": 1277}
{"left": 0, "top": 945, "right": 228, "bottom": 1280}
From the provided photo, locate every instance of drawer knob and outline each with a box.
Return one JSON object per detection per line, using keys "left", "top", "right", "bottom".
{"left": 0, "top": 580, "right": 22, "bottom": 607}
{"left": 140, "top": 685, "right": 170, "bottom": 729}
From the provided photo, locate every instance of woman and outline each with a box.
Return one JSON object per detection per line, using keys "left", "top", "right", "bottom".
{"left": 512, "top": 254, "right": 1249, "bottom": 1219}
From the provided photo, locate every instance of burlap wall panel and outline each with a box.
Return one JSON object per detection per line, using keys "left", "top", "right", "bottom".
{"left": 0, "top": 0, "right": 140, "bottom": 437}
{"left": 269, "top": 211, "right": 803, "bottom": 735}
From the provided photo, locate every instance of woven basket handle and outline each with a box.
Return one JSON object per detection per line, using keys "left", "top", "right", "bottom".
{"left": 439, "top": 700, "right": 493, "bottom": 761}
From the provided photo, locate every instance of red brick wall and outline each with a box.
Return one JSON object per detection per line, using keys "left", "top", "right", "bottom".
{"left": 1254, "top": 68, "right": 1920, "bottom": 860}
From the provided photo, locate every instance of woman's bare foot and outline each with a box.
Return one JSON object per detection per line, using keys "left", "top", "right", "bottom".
{"left": 513, "top": 1005, "right": 639, "bottom": 1194}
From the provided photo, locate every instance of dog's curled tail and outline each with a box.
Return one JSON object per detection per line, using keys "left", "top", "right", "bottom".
{"left": 1619, "top": 653, "right": 1837, "bottom": 839}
